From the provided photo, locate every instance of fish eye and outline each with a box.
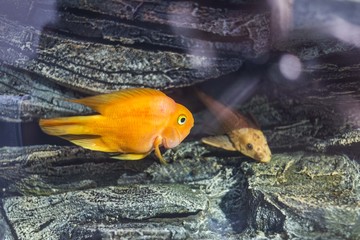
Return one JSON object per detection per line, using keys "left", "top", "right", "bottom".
{"left": 177, "top": 115, "right": 187, "bottom": 125}
{"left": 247, "top": 143, "right": 253, "bottom": 150}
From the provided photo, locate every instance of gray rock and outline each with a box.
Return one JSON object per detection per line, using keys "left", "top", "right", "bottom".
{"left": 0, "top": 210, "right": 14, "bottom": 240}
{"left": 1, "top": 140, "right": 359, "bottom": 239}
{"left": 0, "top": 65, "right": 91, "bottom": 122}
{"left": 243, "top": 152, "right": 360, "bottom": 239}
{"left": 0, "top": 18, "right": 242, "bottom": 92}
{"left": 0, "top": 143, "right": 242, "bottom": 239}
{"left": 3, "top": 184, "right": 208, "bottom": 239}
{"left": 0, "top": 0, "right": 274, "bottom": 93}
{"left": 0, "top": 0, "right": 359, "bottom": 239}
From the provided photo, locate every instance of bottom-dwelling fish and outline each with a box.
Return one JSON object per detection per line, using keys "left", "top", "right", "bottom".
{"left": 39, "top": 88, "right": 194, "bottom": 164}
{"left": 196, "top": 90, "right": 271, "bottom": 163}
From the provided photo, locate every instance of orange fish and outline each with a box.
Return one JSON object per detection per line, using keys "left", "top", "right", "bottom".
{"left": 39, "top": 88, "right": 194, "bottom": 164}
{"left": 196, "top": 90, "right": 271, "bottom": 163}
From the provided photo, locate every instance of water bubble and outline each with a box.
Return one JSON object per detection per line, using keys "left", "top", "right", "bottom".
{"left": 279, "top": 54, "right": 302, "bottom": 81}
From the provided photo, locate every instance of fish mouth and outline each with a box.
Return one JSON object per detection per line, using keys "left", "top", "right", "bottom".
{"left": 163, "top": 128, "right": 181, "bottom": 148}
{"left": 259, "top": 155, "right": 271, "bottom": 163}
{"left": 254, "top": 151, "right": 272, "bottom": 163}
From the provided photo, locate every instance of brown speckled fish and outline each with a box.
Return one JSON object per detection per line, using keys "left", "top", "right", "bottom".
{"left": 196, "top": 90, "right": 271, "bottom": 163}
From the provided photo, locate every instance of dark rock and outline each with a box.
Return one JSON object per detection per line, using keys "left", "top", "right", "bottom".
{"left": 243, "top": 152, "right": 360, "bottom": 239}
{"left": 0, "top": 65, "right": 90, "bottom": 122}
{"left": 3, "top": 184, "right": 208, "bottom": 239}
{"left": 0, "top": 143, "right": 243, "bottom": 239}
{"left": 0, "top": 0, "right": 359, "bottom": 239}
{"left": 1, "top": 140, "right": 359, "bottom": 239}
{"left": 0, "top": 16, "right": 243, "bottom": 92}
{"left": 0, "top": 210, "right": 14, "bottom": 240}
{"left": 0, "top": 0, "right": 273, "bottom": 93}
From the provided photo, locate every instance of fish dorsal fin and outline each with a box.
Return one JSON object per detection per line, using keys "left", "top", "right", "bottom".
{"left": 201, "top": 135, "right": 237, "bottom": 151}
{"left": 244, "top": 112, "right": 261, "bottom": 129}
{"left": 196, "top": 89, "right": 252, "bottom": 132}
{"left": 68, "top": 88, "right": 166, "bottom": 114}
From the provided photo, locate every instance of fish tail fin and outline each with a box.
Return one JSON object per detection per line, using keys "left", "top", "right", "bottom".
{"left": 39, "top": 115, "right": 97, "bottom": 136}
{"left": 39, "top": 115, "right": 114, "bottom": 152}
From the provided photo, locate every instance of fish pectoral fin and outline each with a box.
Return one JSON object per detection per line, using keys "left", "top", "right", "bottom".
{"left": 201, "top": 135, "right": 237, "bottom": 151}
{"left": 111, "top": 152, "right": 150, "bottom": 160}
{"left": 154, "top": 136, "right": 168, "bottom": 165}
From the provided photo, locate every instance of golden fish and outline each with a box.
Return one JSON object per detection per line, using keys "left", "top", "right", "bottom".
{"left": 196, "top": 90, "right": 271, "bottom": 163}
{"left": 39, "top": 88, "right": 194, "bottom": 164}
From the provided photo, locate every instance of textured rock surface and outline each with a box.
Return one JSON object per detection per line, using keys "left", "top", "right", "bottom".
{"left": 0, "top": 143, "right": 238, "bottom": 239}
{"left": 0, "top": 14, "right": 243, "bottom": 92}
{"left": 0, "top": 143, "right": 359, "bottom": 239}
{"left": 0, "top": 0, "right": 274, "bottom": 93}
{"left": 4, "top": 184, "right": 208, "bottom": 239}
{"left": 0, "top": 65, "right": 90, "bottom": 122}
{"left": 0, "top": 0, "right": 360, "bottom": 239}
{"left": 243, "top": 152, "right": 360, "bottom": 239}
{"left": 0, "top": 210, "right": 13, "bottom": 240}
